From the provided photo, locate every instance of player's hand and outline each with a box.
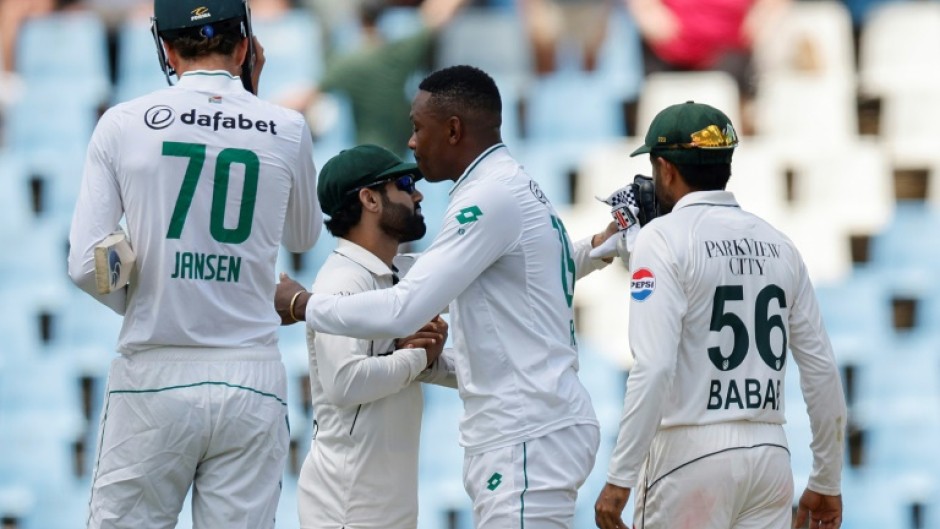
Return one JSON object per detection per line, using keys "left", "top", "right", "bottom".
{"left": 250, "top": 36, "right": 265, "bottom": 95}
{"left": 275, "top": 272, "right": 308, "bottom": 325}
{"left": 793, "top": 489, "right": 842, "bottom": 529}
{"left": 589, "top": 221, "right": 621, "bottom": 262}
{"left": 595, "top": 482, "right": 631, "bottom": 529}
{"left": 396, "top": 316, "right": 448, "bottom": 368}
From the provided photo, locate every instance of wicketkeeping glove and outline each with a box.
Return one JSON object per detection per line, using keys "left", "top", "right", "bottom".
{"left": 588, "top": 175, "right": 660, "bottom": 264}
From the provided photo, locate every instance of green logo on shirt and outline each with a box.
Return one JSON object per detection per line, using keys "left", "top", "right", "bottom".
{"left": 456, "top": 206, "right": 483, "bottom": 225}
{"left": 486, "top": 472, "right": 503, "bottom": 491}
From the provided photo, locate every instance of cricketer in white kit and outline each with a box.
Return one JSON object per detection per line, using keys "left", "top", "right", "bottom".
{"left": 277, "top": 66, "right": 619, "bottom": 528}
{"left": 595, "top": 102, "right": 846, "bottom": 529}
{"left": 67, "top": 1, "right": 321, "bottom": 526}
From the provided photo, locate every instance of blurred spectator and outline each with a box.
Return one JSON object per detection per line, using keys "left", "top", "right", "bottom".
{"left": 520, "top": 0, "right": 613, "bottom": 74}
{"left": 289, "top": 0, "right": 469, "bottom": 155}
{"left": 0, "top": 0, "right": 63, "bottom": 72}
{"left": 625, "top": 0, "right": 788, "bottom": 133}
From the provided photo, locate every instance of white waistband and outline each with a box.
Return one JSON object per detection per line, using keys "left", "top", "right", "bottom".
{"left": 124, "top": 345, "right": 280, "bottom": 362}
{"left": 650, "top": 421, "right": 788, "bottom": 471}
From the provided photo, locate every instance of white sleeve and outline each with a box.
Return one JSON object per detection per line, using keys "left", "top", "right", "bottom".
{"left": 282, "top": 122, "right": 322, "bottom": 252}
{"left": 311, "top": 266, "right": 429, "bottom": 407}
{"left": 315, "top": 331, "right": 429, "bottom": 407}
{"left": 572, "top": 234, "right": 611, "bottom": 280}
{"left": 67, "top": 110, "right": 128, "bottom": 315}
{"left": 416, "top": 347, "right": 458, "bottom": 388}
{"left": 305, "top": 184, "right": 521, "bottom": 338}
{"left": 607, "top": 226, "right": 685, "bottom": 487}
{"left": 788, "top": 258, "right": 846, "bottom": 495}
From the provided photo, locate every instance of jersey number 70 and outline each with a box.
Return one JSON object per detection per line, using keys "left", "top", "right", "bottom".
{"left": 162, "top": 141, "right": 260, "bottom": 244}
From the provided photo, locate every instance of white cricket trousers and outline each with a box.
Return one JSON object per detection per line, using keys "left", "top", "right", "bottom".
{"left": 86, "top": 347, "right": 290, "bottom": 529}
{"left": 634, "top": 421, "right": 793, "bottom": 529}
{"left": 463, "top": 423, "right": 600, "bottom": 529}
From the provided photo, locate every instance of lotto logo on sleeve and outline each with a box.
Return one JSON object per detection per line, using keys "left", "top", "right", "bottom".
{"left": 631, "top": 268, "right": 656, "bottom": 301}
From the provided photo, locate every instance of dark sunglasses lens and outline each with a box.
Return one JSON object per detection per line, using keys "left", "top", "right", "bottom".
{"left": 396, "top": 175, "right": 416, "bottom": 194}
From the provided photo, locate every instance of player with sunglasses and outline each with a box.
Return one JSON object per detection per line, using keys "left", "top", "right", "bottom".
{"left": 294, "top": 144, "right": 456, "bottom": 529}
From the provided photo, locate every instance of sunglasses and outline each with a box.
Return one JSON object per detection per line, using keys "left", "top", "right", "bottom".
{"left": 346, "top": 174, "right": 418, "bottom": 196}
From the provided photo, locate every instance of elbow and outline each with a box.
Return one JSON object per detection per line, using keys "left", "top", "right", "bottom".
{"left": 323, "top": 385, "right": 357, "bottom": 408}
{"left": 321, "top": 368, "right": 365, "bottom": 408}
{"left": 67, "top": 253, "right": 90, "bottom": 289}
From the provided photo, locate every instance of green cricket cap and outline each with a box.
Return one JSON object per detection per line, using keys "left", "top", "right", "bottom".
{"left": 631, "top": 101, "right": 738, "bottom": 165}
{"left": 154, "top": 0, "right": 246, "bottom": 33}
{"left": 318, "top": 145, "right": 423, "bottom": 216}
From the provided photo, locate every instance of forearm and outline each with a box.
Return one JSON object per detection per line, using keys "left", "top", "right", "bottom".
{"left": 320, "top": 341, "right": 429, "bottom": 407}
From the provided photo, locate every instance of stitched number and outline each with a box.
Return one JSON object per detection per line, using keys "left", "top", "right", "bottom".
{"left": 550, "top": 215, "right": 576, "bottom": 307}
{"left": 163, "top": 142, "right": 259, "bottom": 244}
{"left": 708, "top": 286, "right": 748, "bottom": 371}
{"left": 755, "top": 285, "right": 788, "bottom": 370}
{"left": 708, "top": 284, "right": 788, "bottom": 371}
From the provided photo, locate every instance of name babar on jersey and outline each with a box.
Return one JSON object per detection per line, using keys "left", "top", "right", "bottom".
{"left": 701, "top": 236, "right": 787, "bottom": 413}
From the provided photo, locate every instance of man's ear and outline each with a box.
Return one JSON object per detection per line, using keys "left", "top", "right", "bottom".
{"left": 234, "top": 37, "right": 249, "bottom": 67}
{"left": 164, "top": 41, "right": 181, "bottom": 74}
{"left": 447, "top": 115, "right": 462, "bottom": 145}
{"left": 358, "top": 188, "right": 382, "bottom": 213}
{"left": 656, "top": 156, "right": 679, "bottom": 186}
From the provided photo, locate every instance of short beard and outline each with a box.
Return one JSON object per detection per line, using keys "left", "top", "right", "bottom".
{"left": 379, "top": 193, "right": 426, "bottom": 243}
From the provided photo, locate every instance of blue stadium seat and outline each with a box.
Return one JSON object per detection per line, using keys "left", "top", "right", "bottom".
{"left": 252, "top": 10, "right": 325, "bottom": 104}
{"left": 53, "top": 288, "right": 124, "bottom": 352}
{"left": 852, "top": 334, "right": 940, "bottom": 484}
{"left": 377, "top": 7, "right": 425, "bottom": 41}
{"left": 524, "top": 71, "right": 626, "bottom": 142}
{"left": 435, "top": 9, "right": 534, "bottom": 93}
{"left": 311, "top": 91, "right": 357, "bottom": 161}
{"left": 4, "top": 95, "right": 97, "bottom": 158}
{"left": 595, "top": 7, "right": 644, "bottom": 104}
{"left": 515, "top": 140, "right": 586, "bottom": 208}
{"left": 813, "top": 271, "right": 895, "bottom": 365}
{"left": 868, "top": 202, "right": 940, "bottom": 289}
{"left": 0, "top": 150, "right": 36, "bottom": 231}
{"left": 417, "top": 383, "right": 470, "bottom": 529}
{"left": 15, "top": 11, "right": 110, "bottom": 108}
{"left": 114, "top": 18, "right": 170, "bottom": 104}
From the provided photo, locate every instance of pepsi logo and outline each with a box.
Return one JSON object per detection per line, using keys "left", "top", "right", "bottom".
{"left": 631, "top": 268, "right": 656, "bottom": 301}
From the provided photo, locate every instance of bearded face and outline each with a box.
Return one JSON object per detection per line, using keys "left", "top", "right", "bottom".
{"left": 379, "top": 191, "right": 426, "bottom": 243}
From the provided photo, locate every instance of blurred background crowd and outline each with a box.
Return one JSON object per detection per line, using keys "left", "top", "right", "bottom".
{"left": 1, "top": 0, "right": 940, "bottom": 527}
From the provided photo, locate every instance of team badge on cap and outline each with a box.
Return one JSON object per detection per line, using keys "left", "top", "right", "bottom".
{"left": 631, "top": 268, "right": 656, "bottom": 301}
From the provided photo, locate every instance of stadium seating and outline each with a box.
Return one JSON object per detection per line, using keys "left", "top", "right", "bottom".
{"left": 252, "top": 9, "right": 325, "bottom": 105}
{"left": 4, "top": 3, "right": 940, "bottom": 528}
{"left": 14, "top": 11, "right": 110, "bottom": 109}
{"left": 634, "top": 71, "right": 742, "bottom": 142}
{"left": 594, "top": 7, "right": 644, "bottom": 105}
{"left": 753, "top": 0, "right": 856, "bottom": 82}
{"left": 858, "top": 1, "right": 940, "bottom": 100}
{"left": 435, "top": 8, "right": 534, "bottom": 93}
{"left": 523, "top": 70, "right": 626, "bottom": 142}
{"left": 114, "top": 17, "right": 170, "bottom": 104}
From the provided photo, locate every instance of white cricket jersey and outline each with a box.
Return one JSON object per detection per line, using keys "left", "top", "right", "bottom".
{"left": 299, "top": 239, "right": 456, "bottom": 529}
{"left": 68, "top": 71, "right": 321, "bottom": 354}
{"left": 607, "top": 191, "right": 846, "bottom": 495}
{"left": 305, "top": 144, "right": 606, "bottom": 454}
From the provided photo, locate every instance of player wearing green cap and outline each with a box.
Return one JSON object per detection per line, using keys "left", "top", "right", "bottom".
{"left": 277, "top": 65, "right": 619, "bottom": 529}
{"left": 67, "top": 0, "right": 322, "bottom": 527}
{"left": 295, "top": 144, "right": 456, "bottom": 529}
{"left": 594, "top": 102, "right": 846, "bottom": 529}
